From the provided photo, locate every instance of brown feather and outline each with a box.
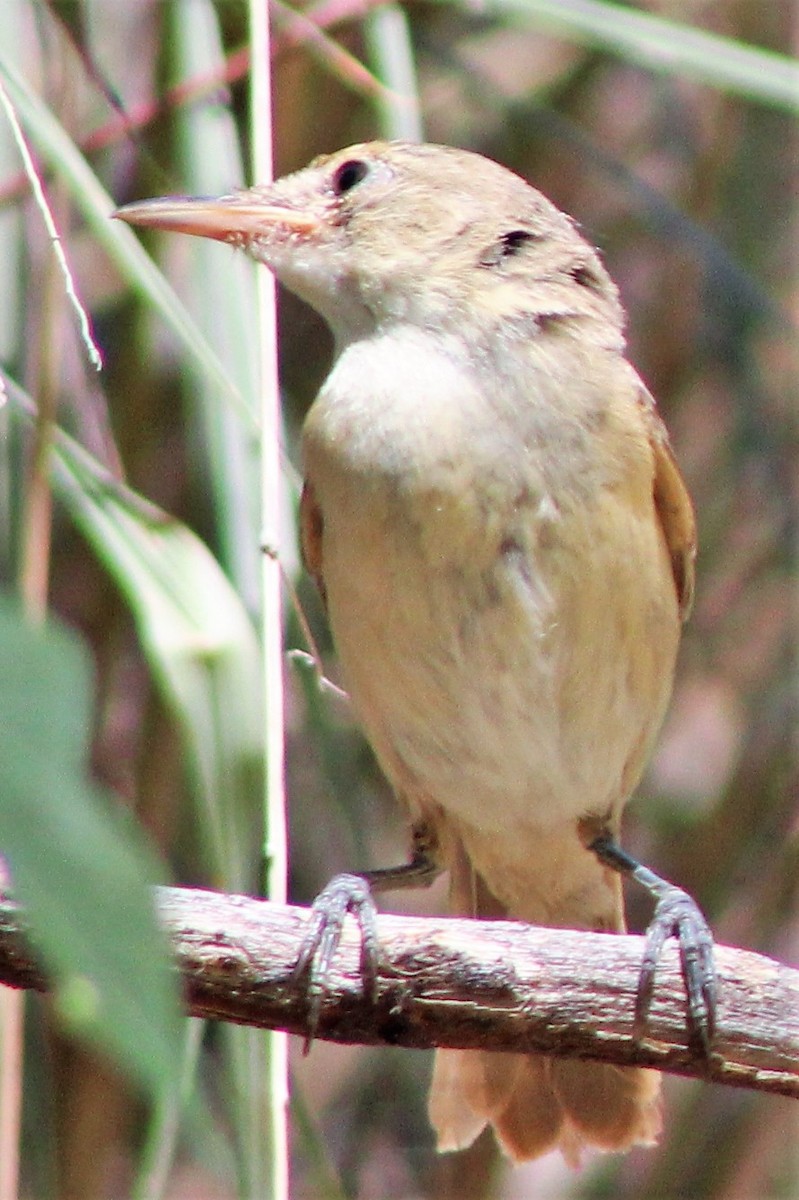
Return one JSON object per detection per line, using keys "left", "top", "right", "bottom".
{"left": 429, "top": 831, "right": 662, "bottom": 1165}
{"left": 638, "top": 386, "right": 697, "bottom": 620}
{"left": 299, "top": 480, "right": 327, "bottom": 608}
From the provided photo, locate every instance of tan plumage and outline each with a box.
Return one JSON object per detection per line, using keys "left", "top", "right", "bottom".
{"left": 115, "top": 142, "right": 696, "bottom": 1163}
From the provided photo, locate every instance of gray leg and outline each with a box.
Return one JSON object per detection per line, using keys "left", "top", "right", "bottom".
{"left": 589, "top": 832, "right": 717, "bottom": 1051}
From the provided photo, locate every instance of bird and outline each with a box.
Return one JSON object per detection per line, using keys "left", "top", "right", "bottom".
{"left": 115, "top": 141, "right": 715, "bottom": 1165}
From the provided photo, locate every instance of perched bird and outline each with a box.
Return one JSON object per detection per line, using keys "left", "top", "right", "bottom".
{"left": 115, "top": 142, "right": 714, "bottom": 1165}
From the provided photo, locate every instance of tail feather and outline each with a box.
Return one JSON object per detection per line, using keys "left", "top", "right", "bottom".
{"left": 428, "top": 1048, "right": 493, "bottom": 1153}
{"left": 550, "top": 1058, "right": 662, "bottom": 1153}
{"left": 430, "top": 1050, "right": 564, "bottom": 1158}
{"left": 429, "top": 1049, "right": 661, "bottom": 1166}
{"left": 481, "top": 1055, "right": 565, "bottom": 1162}
{"left": 428, "top": 816, "right": 663, "bottom": 1164}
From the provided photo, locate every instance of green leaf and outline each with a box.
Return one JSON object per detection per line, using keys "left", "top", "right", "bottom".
{"left": 6, "top": 375, "right": 265, "bottom": 889}
{"left": 48, "top": 428, "right": 266, "bottom": 892}
{"left": 0, "top": 594, "right": 182, "bottom": 1098}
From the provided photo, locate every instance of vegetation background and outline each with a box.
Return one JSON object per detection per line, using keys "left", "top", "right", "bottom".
{"left": 0, "top": 1, "right": 797, "bottom": 1197}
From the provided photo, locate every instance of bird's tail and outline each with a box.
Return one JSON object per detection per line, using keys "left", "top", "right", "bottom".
{"left": 429, "top": 1046, "right": 661, "bottom": 1166}
{"left": 427, "top": 825, "right": 662, "bottom": 1165}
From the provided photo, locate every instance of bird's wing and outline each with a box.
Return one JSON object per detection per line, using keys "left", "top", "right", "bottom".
{"left": 638, "top": 387, "right": 696, "bottom": 621}
{"left": 299, "top": 479, "right": 327, "bottom": 608}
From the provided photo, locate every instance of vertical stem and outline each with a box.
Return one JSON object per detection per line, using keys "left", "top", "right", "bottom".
{"left": 248, "top": 2, "right": 289, "bottom": 1198}
{"left": 0, "top": 988, "right": 22, "bottom": 1200}
{"left": 363, "top": 3, "right": 424, "bottom": 141}
{"left": 3, "top": 162, "right": 68, "bottom": 1200}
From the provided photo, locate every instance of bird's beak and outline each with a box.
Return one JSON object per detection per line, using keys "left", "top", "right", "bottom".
{"left": 112, "top": 193, "right": 319, "bottom": 243}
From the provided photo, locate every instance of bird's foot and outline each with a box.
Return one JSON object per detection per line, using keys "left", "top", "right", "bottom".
{"left": 292, "top": 873, "right": 379, "bottom": 1052}
{"left": 635, "top": 880, "right": 717, "bottom": 1053}
{"left": 588, "top": 833, "right": 717, "bottom": 1053}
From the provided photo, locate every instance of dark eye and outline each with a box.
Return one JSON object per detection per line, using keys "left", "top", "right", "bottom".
{"left": 332, "top": 159, "right": 370, "bottom": 195}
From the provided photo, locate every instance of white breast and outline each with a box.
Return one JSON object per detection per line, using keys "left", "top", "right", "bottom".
{"left": 302, "top": 325, "right": 679, "bottom": 841}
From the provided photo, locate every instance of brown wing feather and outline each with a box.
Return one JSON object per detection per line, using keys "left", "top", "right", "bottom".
{"left": 638, "top": 388, "right": 696, "bottom": 621}
{"left": 299, "top": 480, "right": 327, "bottom": 608}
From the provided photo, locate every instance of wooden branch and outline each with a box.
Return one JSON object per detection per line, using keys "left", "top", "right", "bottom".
{"left": 0, "top": 885, "right": 796, "bottom": 1096}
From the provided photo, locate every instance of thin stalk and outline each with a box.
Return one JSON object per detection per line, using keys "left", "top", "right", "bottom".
{"left": 0, "top": 989, "right": 22, "bottom": 1200}
{"left": 3, "top": 78, "right": 72, "bottom": 1200}
{"left": 363, "top": 3, "right": 423, "bottom": 141}
{"left": 249, "top": 2, "right": 289, "bottom": 1199}
{"left": 131, "top": 1019, "right": 205, "bottom": 1200}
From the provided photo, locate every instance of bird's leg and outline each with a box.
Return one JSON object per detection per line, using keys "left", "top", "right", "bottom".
{"left": 362, "top": 820, "right": 444, "bottom": 892}
{"left": 587, "top": 829, "right": 717, "bottom": 1053}
{"left": 292, "top": 821, "right": 442, "bottom": 1047}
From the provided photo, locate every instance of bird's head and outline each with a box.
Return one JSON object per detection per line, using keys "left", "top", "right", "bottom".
{"left": 115, "top": 141, "right": 623, "bottom": 345}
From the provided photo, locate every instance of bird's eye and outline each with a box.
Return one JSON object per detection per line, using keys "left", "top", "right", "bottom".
{"left": 332, "top": 159, "right": 370, "bottom": 196}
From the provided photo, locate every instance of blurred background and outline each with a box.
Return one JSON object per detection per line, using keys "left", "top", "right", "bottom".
{"left": 0, "top": 1, "right": 797, "bottom": 1197}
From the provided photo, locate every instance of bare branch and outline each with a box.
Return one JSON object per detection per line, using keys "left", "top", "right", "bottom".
{"left": 0, "top": 885, "right": 796, "bottom": 1097}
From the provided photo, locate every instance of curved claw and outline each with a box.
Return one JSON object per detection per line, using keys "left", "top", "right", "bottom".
{"left": 635, "top": 883, "right": 717, "bottom": 1053}
{"left": 587, "top": 833, "right": 717, "bottom": 1053}
{"left": 292, "top": 873, "right": 380, "bottom": 1051}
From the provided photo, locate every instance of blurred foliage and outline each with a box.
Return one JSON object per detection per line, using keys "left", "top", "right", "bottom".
{"left": 0, "top": 0, "right": 797, "bottom": 1197}
{"left": 0, "top": 591, "right": 183, "bottom": 1097}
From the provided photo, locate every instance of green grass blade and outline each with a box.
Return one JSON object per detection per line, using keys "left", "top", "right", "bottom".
{"left": 431, "top": 0, "right": 799, "bottom": 112}
{"left": 0, "top": 50, "right": 249, "bottom": 418}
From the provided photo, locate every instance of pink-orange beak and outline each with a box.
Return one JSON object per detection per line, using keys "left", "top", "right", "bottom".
{"left": 112, "top": 194, "right": 319, "bottom": 242}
